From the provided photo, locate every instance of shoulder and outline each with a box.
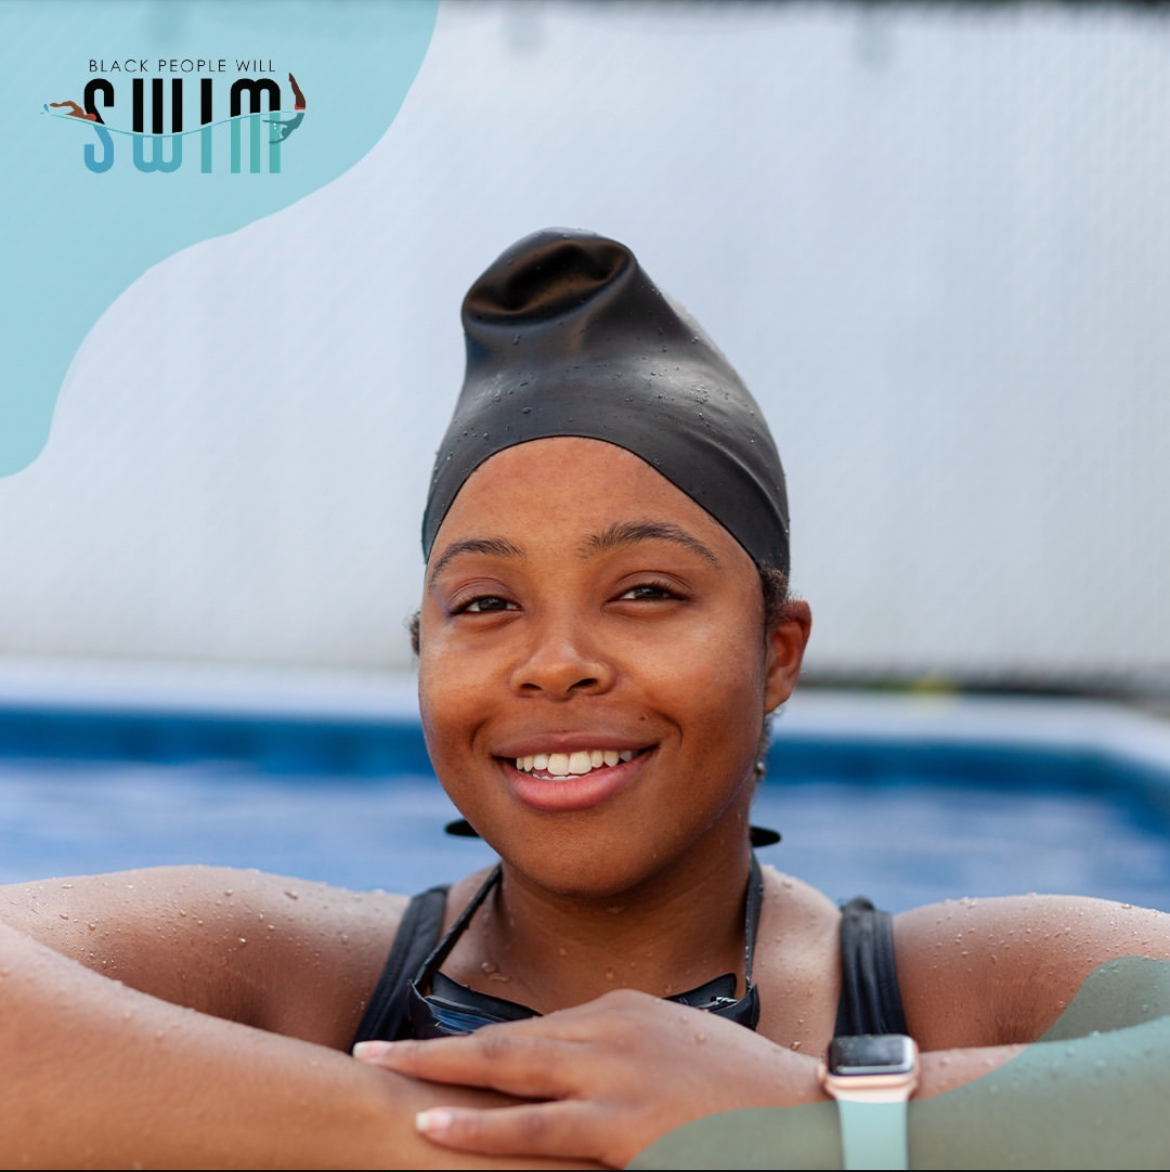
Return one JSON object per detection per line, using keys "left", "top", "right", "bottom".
{"left": 893, "top": 893, "right": 1170, "bottom": 1049}
{"left": 755, "top": 865, "right": 842, "bottom": 1047}
{"left": 0, "top": 865, "right": 414, "bottom": 1048}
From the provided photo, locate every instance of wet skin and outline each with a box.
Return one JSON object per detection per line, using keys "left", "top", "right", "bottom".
{"left": 418, "top": 436, "right": 820, "bottom": 1018}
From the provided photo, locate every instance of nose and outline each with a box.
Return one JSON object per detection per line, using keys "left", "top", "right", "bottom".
{"left": 508, "top": 611, "right": 616, "bottom": 700}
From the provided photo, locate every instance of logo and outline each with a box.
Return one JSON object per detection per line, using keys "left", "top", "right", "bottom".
{"left": 44, "top": 60, "right": 307, "bottom": 175}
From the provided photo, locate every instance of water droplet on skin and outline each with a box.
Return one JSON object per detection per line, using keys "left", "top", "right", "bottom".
{"left": 605, "top": 968, "right": 616, "bottom": 981}
{"left": 61, "top": 883, "right": 74, "bottom": 890}
{"left": 340, "top": 934, "right": 349, "bottom": 946}
{"left": 87, "top": 923, "right": 96, "bottom": 931}
{"left": 488, "top": 972, "right": 511, "bottom": 984}
{"left": 482, "top": 961, "right": 499, "bottom": 975}
{"left": 58, "top": 913, "right": 69, "bottom": 920}
{"left": 238, "top": 938, "right": 248, "bottom": 947}
{"left": 694, "top": 1032, "right": 707, "bottom": 1044}
{"left": 223, "top": 890, "right": 233, "bottom": 898}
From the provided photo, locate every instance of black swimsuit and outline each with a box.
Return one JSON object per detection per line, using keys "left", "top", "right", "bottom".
{"left": 351, "top": 866, "right": 907, "bottom": 1046}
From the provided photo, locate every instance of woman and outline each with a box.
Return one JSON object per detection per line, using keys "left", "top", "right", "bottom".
{"left": 1, "top": 229, "right": 1167, "bottom": 1170}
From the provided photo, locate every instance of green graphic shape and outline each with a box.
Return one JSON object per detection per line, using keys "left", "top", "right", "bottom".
{"left": 1, "top": 0, "right": 438, "bottom": 476}
{"left": 630, "top": 956, "right": 1170, "bottom": 1169}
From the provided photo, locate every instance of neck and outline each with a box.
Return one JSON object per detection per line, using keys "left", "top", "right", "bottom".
{"left": 456, "top": 838, "right": 756, "bottom": 1014}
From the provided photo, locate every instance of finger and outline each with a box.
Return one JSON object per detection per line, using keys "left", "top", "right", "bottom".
{"left": 353, "top": 1032, "right": 582, "bottom": 1098}
{"left": 414, "top": 1100, "right": 612, "bottom": 1163}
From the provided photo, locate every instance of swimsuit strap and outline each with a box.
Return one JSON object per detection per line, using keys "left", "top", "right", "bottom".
{"left": 833, "top": 895, "right": 909, "bottom": 1037}
{"left": 351, "top": 883, "right": 448, "bottom": 1045}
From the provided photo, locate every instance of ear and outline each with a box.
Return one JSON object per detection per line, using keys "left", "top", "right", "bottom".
{"left": 763, "top": 600, "right": 812, "bottom": 713}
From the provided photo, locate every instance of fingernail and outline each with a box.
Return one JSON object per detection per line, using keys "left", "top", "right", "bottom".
{"left": 416, "top": 1108, "right": 455, "bottom": 1135}
{"left": 353, "top": 1040, "right": 395, "bottom": 1061}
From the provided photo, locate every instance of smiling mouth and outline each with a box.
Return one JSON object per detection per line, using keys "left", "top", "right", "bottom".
{"left": 512, "top": 748, "right": 647, "bottom": 779}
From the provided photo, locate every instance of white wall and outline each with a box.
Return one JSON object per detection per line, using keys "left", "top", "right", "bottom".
{"left": 3, "top": 0, "right": 1170, "bottom": 690}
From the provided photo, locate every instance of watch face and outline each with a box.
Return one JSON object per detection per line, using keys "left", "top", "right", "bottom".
{"left": 828, "top": 1034, "right": 916, "bottom": 1075}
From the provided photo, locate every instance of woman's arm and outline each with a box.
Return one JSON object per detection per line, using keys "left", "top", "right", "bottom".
{"left": 0, "top": 919, "right": 608, "bottom": 1169}
{"left": 0, "top": 865, "right": 403, "bottom": 1045}
{"left": 893, "top": 893, "right": 1170, "bottom": 1049}
{"left": 0, "top": 869, "right": 601, "bottom": 1169}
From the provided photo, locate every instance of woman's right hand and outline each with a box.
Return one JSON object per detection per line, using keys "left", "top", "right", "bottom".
{"left": 355, "top": 988, "right": 824, "bottom": 1169}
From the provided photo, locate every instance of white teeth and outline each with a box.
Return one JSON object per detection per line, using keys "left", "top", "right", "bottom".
{"left": 513, "top": 748, "right": 641, "bottom": 777}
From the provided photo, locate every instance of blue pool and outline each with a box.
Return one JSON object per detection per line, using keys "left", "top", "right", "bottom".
{"left": 2, "top": 668, "right": 1169, "bottom": 913}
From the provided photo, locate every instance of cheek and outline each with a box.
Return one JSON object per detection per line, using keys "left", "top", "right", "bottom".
{"left": 416, "top": 636, "right": 484, "bottom": 765}
{"left": 648, "top": 614, "right": 768, "bottom": 739}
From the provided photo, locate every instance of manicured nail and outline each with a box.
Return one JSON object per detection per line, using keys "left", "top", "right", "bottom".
{"left": 416, "top": 1108, "right": 455, "bottom": 1136}
{"left": 353, "top": 1040, "right": 395, "bottom": 1061}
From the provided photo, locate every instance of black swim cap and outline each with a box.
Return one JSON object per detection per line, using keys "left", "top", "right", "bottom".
{"left": 422, "top": 229, "right": 790, "bottom": 572}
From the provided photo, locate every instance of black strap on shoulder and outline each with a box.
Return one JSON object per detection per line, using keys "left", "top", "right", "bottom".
{"left": 834, "top": 895, "right": 909, "bottom": 1037}
{"left": 351, "top": 885, "right": 449, "bottom": 1045}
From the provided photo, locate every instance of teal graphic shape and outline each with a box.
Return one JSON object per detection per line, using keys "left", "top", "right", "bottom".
{"left": 1, "top": 0, "right": 438, "bottom": 477}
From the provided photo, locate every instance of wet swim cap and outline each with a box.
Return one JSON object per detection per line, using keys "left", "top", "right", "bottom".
{"left": 422, "top": 229, "right": 790, "bottom": 572}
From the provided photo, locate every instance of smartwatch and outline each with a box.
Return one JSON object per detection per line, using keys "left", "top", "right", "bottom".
{"left": 819, "top": 1034, "right": 919, "bottom": 1171}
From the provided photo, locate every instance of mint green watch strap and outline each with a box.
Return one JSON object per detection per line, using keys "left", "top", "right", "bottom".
{"left": 837, "top": 1100, "right": 909, "bottom": 1171}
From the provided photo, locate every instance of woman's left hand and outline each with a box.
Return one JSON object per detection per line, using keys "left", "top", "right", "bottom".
{"left": 353, "top": 988, "right": 822, "bottom": 1169}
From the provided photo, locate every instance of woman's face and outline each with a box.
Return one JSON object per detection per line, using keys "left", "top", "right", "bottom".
{"left": 418, "top": 437, "right": 810, "bottom": 899}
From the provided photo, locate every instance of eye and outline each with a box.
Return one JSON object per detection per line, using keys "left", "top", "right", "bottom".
{"left": 616, "top": 581, "right": 683, "bottom": 602}
{"left": 457, "top": 595, "right": 517, "bottom": 614}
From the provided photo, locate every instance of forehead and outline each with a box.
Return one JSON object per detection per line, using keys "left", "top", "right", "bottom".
{"left": 430, "top": 437, "right": 748, "bottom": 563}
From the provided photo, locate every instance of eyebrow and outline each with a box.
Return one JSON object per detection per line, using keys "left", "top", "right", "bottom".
{"left": 580, "top": 521, "right": 721, "bottom": 566}
{"left": 428, "top": 521, "right": 721, "bottom": 585}
{"left": 428, "top": 537, "right": 524, "bottom": 584}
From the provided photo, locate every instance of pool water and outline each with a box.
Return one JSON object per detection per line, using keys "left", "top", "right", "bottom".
{"left": 3, "top": 732, "right": 1169, "bottom": 912}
